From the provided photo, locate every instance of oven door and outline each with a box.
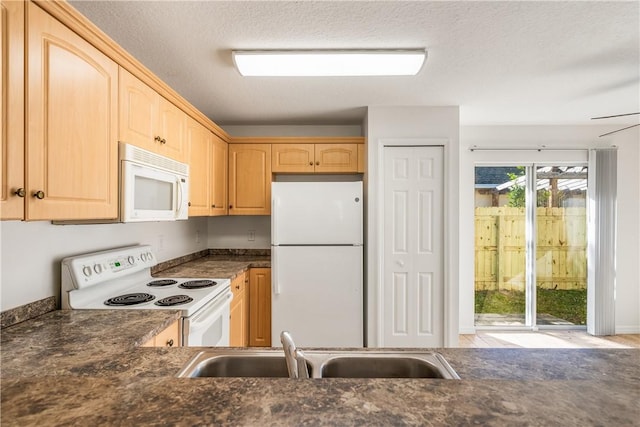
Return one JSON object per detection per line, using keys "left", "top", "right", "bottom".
{"left": 182, "top": 290, "right": 232, "bottom": 347}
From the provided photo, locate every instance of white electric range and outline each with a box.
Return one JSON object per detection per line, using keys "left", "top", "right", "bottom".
{"left": 61, "top": 245, "right": 232, "bottom": 347}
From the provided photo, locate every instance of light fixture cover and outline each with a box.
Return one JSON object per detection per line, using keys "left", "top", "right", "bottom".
{"left": 232, "top": 49, "right": 427, "bottom": 77}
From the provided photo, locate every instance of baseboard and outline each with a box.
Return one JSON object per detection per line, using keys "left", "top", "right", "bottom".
{"left": 615, "top": 325, "right": 640, "bottom": 334}
{"left": 459, "top": 327, "right": 477, "bottom": 334}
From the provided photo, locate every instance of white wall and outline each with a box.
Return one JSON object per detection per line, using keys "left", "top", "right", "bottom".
{"left": 459, "top": 125, "right": 640, "bottom": 334}
{"left": 207, "top": 216, "right": 271, "bottom": 249}
{"left": 365, "top": 106, "right": 460, "bottom": 347}
{"left": 0, "top": 217, "right": 208, "bottom": 311}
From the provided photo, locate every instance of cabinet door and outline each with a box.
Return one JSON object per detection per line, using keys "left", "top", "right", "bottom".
{"left": 249, "top": 268, "right": 271, "bottom": 347}
{"left": 27, "top": 3, "right": 118, "bottom": 220}
{"left": 118, "top": 67, "right": 158, "bottom": 152}
{"left": 271, "top": 144, "right": 314, "bottom": 173}
{"left": 314, "top": 144, "right": 358, "bottom": 173}
{"left": 228, "top": 144, "right": 271, "bottom": 215}
{"left": 187, "top": 118, "right": 212, "bottom": 216}
{"left": 229, "top": 273, "right": 247, "bottom": 347}
{"left": 1, "top": 0, "right": 24, "bottom": 219}
{"left": 357, "top": 144, "right": 365, "bottom": 173}
{"left": 142, "top": 320, "right": 181, "bottom": 347}
{"left": 154, "top": 320, "right": 181, "bottom": 347}
{"left": 157, "top": 97, "right": 187, "bottom": 162}
{"left": 210, "top": 135, "right": 228, "bottom": 216}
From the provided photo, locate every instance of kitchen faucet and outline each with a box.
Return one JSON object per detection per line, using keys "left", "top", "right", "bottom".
{"left": 280, "top": 331, "right": 309, "bottom": 379}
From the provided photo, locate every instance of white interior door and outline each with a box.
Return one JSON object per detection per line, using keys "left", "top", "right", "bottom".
{"left": 383, "top": 146, "right": 444, "bottom": 347}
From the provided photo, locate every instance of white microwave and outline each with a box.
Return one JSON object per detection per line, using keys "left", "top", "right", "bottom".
{"left": 120, "top": 142, "right": 189, "bottom": 222}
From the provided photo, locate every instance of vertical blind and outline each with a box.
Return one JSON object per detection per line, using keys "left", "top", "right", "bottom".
{"left": 587, "top": 148, "right": 617, "bottom": 336}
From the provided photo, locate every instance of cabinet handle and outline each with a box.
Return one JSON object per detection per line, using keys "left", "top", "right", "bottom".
{"left": 235, "top": 285, "right": 240, "bottom": 290}
{"left": 309, "top": 161, "right": 313, "bottom": 166}
{"left": 166, "top": 339, "right": 174, "bottom": 347}
{"left": 14, "top": 188, "right": 26, "bottom": 198}
{"left": 33, "top": 190, "right": 45, "bottom": 200}
{"left": 161, "top": 138, "right": 167, "bottom": 144}
{"left": 188, "top": 202, "right": 192, "bottom": 207}
{"left": 229, "top": 205, "right": 233, "bottom": 209}
{"left": 154, "top": 136, "right": 163, "bottom": 143}
{"left": 315, "top": 161, "right": 320, "bottom": 166}
{"left": 212, "top": 204, "right": 216, "bottom": 208}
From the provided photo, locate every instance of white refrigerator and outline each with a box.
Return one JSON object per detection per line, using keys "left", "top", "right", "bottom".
{"left": 271, "top": 181, "right": 363, "bottom": 347}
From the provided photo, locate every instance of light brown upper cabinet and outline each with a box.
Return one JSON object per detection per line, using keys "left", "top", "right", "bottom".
{"left": 272, "top": 143, "right": 359, "bottom": 173}
{"left": 119, "top": 68, "right": 187, "bottom": 163}
{"left": 210, "top": 135, "right": 228, "bottom": 216}
{"left": 1, "top": 0, "right": 24, "bottom": 220}
{"left": 25, "top": 2, "right": 118, "bottom": 221}
{"left": 357, "top": 144, "right": 365, "bottom": 173}
{"left": 187, "top": 118, "right": 212, "bottom": 216}
{"left": 187, "top": 119, "right": 228, "bottom": 217}
{"left": 228, "top": 144, "right": 271, "bottom": 215}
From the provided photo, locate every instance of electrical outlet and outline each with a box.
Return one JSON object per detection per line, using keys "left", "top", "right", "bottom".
{"left": 248, "top": 230, "right": 256, "bottom": 241}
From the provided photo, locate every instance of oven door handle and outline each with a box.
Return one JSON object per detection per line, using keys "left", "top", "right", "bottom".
{"left": 189, "top": 291, "right": 233, "bottom": 330}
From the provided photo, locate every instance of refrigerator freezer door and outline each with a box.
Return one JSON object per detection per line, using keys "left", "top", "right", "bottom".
{"left": 272, "top": 181, "right": 362, "bottom": 245}
{"left": 271, "top": 245, "right": 363, "bottom": 347}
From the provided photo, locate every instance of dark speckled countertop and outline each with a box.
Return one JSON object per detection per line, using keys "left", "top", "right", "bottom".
{"left": 1, "top": 255, "right": 639, "bottom": 426}
{"left": 154, "top": 254, "right": 271, "bottom": 281}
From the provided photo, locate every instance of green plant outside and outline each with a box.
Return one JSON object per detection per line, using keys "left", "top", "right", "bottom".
{"left": 475, "top": 289, "right": 587, "bottom": 325}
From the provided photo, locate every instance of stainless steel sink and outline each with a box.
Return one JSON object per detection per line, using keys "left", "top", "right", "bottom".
{"left": 177, "top": 352, "right": 298, "bottom": 378}
{"left": 319, "top": 355, "right": 453, "bottom": 378}
{"left": 177, "top": 350, "right": 459, "bottom": 379}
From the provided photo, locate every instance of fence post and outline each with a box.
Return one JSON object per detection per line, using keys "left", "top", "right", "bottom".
{"left": 497, "top": 211, "right": 505, "bottom": 290}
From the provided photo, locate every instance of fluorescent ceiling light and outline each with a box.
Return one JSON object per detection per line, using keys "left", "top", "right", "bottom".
{"left": 232, "top": 49, "right": 427, "bottom": 77}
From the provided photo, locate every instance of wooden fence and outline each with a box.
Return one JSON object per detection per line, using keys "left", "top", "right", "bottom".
{"left": 475, "top": 207, "right": 587, "bottom": 291}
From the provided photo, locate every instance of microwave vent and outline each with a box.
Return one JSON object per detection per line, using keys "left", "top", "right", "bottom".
{"left": 120, "top": 142, "right": 188, "bottom": 175}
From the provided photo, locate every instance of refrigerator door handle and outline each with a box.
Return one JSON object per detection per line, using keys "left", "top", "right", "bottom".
{"left": 272, "top": 247, "right": 281, "bottom": 295}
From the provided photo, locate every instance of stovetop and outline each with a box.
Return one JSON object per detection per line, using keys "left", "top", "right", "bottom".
{"left": 61, "top": 245, "right": 230, "bottom": 317}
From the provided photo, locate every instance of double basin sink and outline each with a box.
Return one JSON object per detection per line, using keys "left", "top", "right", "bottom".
{"left": 177, "top": 349, "right": 460, "bottom": 379}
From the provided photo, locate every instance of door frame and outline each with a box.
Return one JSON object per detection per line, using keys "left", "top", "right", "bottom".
{"left": 368, "top": 138, "right": 458, "bottom": 347}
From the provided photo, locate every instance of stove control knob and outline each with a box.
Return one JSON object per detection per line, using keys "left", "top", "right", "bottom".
{"left": 146, "top": 252, "right": 154, "bottom": 261}
{"left": 82, "top": 266, "right": 92, "bottom": 277}
{"left": 127, "top": 256, "right": 135, "bottom": 265}
{"left": 93, "top": 264, "right": 103, "bottom": 274}
{"left": 141, "top": 253, "right": 147, "bottom": 262}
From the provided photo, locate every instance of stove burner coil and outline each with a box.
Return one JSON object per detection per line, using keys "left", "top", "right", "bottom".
{"left": 147, "top": 279, "right": 178, "bottom": 287}
{"left": 178, "top": 280, "right": 217, "bottom": 289}
{"left": 154, "top": 295, "right": 194, "bottom": 306}
{"left": 104, "top": 293, "right": 155, "bottom": 306}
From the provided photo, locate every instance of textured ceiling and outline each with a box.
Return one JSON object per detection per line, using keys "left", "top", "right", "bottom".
{"left": 69, "top": 1, "right": 640, "bottom": 127}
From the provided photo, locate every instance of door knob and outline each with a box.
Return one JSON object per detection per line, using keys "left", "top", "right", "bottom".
{"left": 397, "top": 260, "right": 405, "bottom": 267}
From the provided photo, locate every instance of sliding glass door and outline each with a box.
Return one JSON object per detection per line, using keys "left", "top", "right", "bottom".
{"left": 474, "top": 163, "right": 588, "bottom": 329}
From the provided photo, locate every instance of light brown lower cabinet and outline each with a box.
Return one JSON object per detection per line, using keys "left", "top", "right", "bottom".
{"left": 142, "top": 320, "right": 181, "bottom": 347}
{"left": 249, "top": 268, "right": 272, "bottom": 347}
{"left": 229, "top": 273, "right": 249, "bottom": 347}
